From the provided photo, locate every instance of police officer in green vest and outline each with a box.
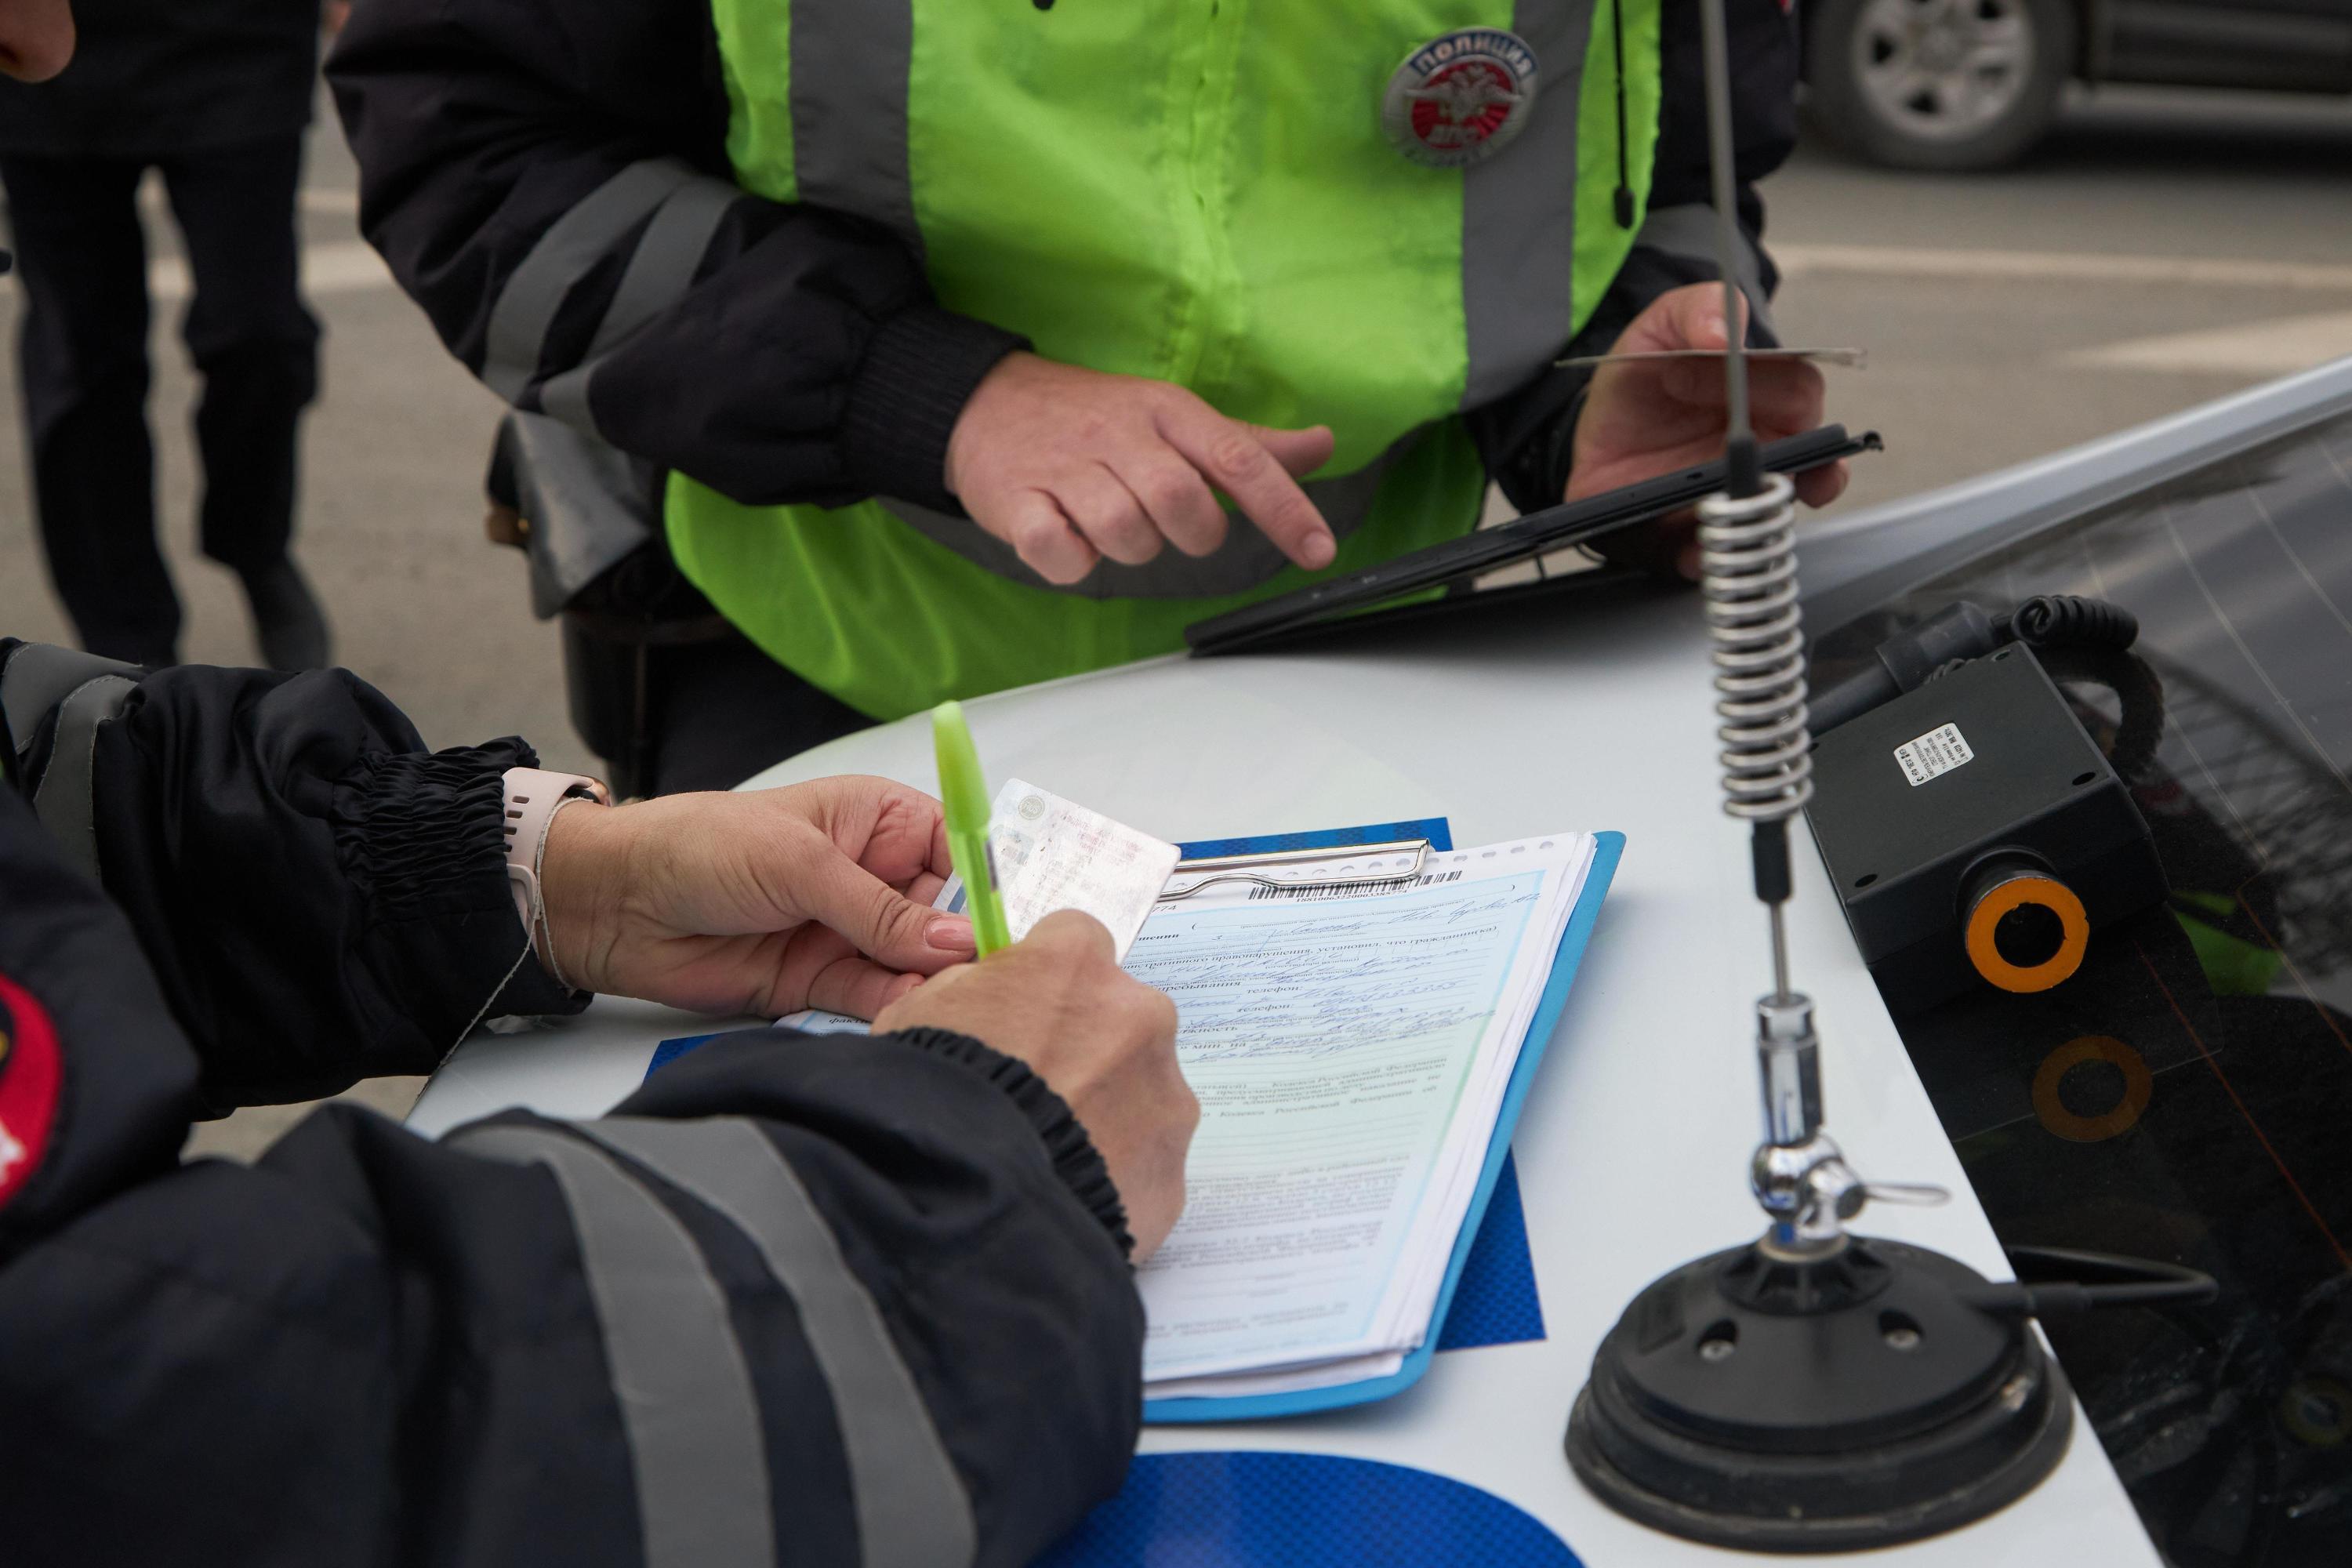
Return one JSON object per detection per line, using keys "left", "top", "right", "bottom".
{"left": 331, "top": 1, "right": 1839, "bottom": 792}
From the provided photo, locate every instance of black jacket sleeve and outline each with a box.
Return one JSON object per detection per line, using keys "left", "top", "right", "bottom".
{"left": 1469, "top": 0, "right": 1802, "bottom": 514}
{"left": 325, "top": 0, "right": 1023, "bottom": 514}
{"left": 2, "top": 639, "right": 581, "bottom": 1111}
{"left": 0, "top": 660, "right": 1142, "bottom": 1568}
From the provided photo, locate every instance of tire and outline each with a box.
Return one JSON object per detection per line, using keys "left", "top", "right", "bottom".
{"left": 1804, "top": 0, "right": 2076, "bottom": 172}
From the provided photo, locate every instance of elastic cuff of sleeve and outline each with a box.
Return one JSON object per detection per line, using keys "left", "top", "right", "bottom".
{"left": 839, "top": 305, "right": 1029, "bottom": 515}
{"left": 331, "top": 738, "right": 586, "bottom": 1023}
{"left": 333, "top": 739, "right": 534, "bottom": 918}
{"left": 880, "top": 1025, "right": 1136, "bottom": 1259}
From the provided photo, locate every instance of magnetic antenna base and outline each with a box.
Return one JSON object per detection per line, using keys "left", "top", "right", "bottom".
{"left": 1565, "top": 1236, "right": 2072, "bottom": 1554}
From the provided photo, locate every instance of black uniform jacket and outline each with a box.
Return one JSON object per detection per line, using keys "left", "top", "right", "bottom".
{"left": 0, "top": 640, "right": 1142, "bottom": 1567}
{"left": 326, "top": 0, "right": 1802, "bottom": 520}
{"left": 0, "top": 0, "right": 319, "bottom": 158}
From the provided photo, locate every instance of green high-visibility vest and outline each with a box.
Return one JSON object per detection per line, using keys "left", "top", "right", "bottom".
{"left": 674, "top": 1, "right": 1663, "bottom": 720}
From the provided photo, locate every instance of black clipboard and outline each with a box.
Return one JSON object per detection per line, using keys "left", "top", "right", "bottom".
{"left": 1185, "top": 424, "right": 1880, "bottom": 656}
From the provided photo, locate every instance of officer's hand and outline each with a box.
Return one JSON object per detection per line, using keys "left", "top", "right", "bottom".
{"left": 1567, "top": 282, "right": 1849, "bottom": 580}
{"left": 539, "top": 777, "right": 976, "bottom": 1019}
{"left": 945, "top": 351, "right": 1340, "bottom": 586}
{"left": 875, "top": 911, "right": 1197, "bottom": 1259}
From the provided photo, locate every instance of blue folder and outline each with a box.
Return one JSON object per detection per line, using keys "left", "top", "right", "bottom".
{"left": 1142, "top": 826, "right": 1624, "bottom": 1424}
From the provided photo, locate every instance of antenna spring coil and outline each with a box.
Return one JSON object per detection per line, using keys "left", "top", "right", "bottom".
{"left": 1698, "top": 473, "right": 1813, "bottom": 823}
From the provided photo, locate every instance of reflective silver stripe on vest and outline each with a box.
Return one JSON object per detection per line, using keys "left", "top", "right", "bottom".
{"left": 879, "top": 430, "right": 1421, "bottom": 601}
{"left": 1461, "top": 0, "right": 1599, "bottom": 411}
{"left": 576, "top": 1119, "right": 978, "bottom": 1568}
{"left": 789, "top": 0, "right": 922, "bottom": 257}
{"left": 540, "top": 176, "right": 741, "bottom": 437}
{"left": 482, "top": 158, "right": 699, "bottom": 404}
{"left": 452, "top": 1123, "right": 776, "bottom": 1568}
{"left": 28, "top": 673, "right": 137, "bottom": 885}
{"left": 1631, "top": 202, "right": 1780, "bottom": 343}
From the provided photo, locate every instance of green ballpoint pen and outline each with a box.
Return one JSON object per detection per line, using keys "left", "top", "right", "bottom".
{"left": 932, "top": 700, "right": 1011, "bottom": 956}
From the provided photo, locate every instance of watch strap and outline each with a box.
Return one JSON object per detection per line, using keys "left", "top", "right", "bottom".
{"left": 502, "top": 767, "right": 609, "bottom": 990}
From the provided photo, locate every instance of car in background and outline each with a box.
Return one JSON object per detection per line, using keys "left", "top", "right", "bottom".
{"left": 1802, "top": 0, "right": 2352, "bottom": 169}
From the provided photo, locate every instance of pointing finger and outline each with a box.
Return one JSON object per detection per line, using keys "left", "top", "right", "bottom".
{"left": 1158, "top": 404, "right": 1337, "bottom": 571}
{"left": 1248, "top": 423, "right": 1336, "bottom": 481}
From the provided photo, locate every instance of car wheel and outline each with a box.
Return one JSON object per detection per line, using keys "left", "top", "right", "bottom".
{"left": 1805, "top": 0, "right": 2075, "bottom": 171}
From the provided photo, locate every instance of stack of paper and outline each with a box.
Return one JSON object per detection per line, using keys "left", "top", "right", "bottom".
{"left": 1130, "top": 833, "right": 1596, "bottom": 1399}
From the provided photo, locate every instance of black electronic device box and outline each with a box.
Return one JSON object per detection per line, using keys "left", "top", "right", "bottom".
{"left": 1806, "top": 644, "right": 2169, "bottom": 1013}
{"left": 1185, "top": 424, "right": 1878, "bottom": 656}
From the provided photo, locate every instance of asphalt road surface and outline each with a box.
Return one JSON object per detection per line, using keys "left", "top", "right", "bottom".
{"left": 6, "top": 82, "right": 2350, "bottom": 1156}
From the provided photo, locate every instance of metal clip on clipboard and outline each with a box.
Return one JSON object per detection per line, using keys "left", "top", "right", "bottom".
{"left": 1157, "top": 839, "right": 1432, "bottom": 902}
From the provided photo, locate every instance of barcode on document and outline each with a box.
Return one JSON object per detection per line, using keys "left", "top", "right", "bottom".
{"left": 1247, "top": 869, "right": 1465, "bottom": 902}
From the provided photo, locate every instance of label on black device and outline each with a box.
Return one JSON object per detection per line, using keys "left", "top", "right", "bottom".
{"left": 1894, "top": 723, "right": 1974, "bottom": 786}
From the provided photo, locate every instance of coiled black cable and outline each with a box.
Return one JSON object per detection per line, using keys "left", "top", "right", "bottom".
{"left": 1809, "top": 593, "right": 2140, "bottom": 738}
{"left": 2002, "top": 594, "right": 2140, "bottom": 652}
{"left": 2034, "top": 646, "right": 2168, "bottom": 782}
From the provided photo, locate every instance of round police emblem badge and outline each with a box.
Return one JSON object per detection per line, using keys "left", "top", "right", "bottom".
{"left": 1382, "top": 28, "right": 1541, "bottom": 169}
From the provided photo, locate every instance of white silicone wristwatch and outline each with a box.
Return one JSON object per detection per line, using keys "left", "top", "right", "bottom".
{"left": 501, "top": 767, "right": 611, "bottom": 989}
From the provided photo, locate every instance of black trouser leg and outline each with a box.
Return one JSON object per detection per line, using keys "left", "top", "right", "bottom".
{"left": 158, "top": 133, "right": 319, "bottom": 576}
{"left": 1, "top": 154, "right": 175, "bottom": 664}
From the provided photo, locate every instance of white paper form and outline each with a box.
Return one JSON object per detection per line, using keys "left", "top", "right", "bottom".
{"left": 1132, "top": 834, "right": 1595, "bottom": 1387}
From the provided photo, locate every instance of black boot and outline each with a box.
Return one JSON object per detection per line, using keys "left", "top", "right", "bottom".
{"left": 240, "top": 558, "right": 332, "bottom": 671}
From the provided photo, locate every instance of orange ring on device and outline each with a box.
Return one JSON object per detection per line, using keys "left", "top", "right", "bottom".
{"left": 1965, "top": 873, "right": 2089, "bottom": 993}
{"left": 2031, "top": 1035, "right": 2152, "bottom": 1142}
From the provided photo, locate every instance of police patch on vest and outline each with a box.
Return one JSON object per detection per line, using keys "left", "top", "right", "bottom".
{"left": 1382, "top": 28, "right": 1541, "bottom": 169}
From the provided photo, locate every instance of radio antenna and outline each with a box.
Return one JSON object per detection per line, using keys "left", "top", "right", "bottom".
{"left": 1697, "top": 0, "right": 1759, "bottom": 499}
{"left": 1562, "top": 4, "right": 2075, "bottom": 1547}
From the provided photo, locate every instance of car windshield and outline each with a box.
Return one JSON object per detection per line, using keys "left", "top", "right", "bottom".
{"left": 1813, "top": 408, "right": 2352, "bottom": 1565}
